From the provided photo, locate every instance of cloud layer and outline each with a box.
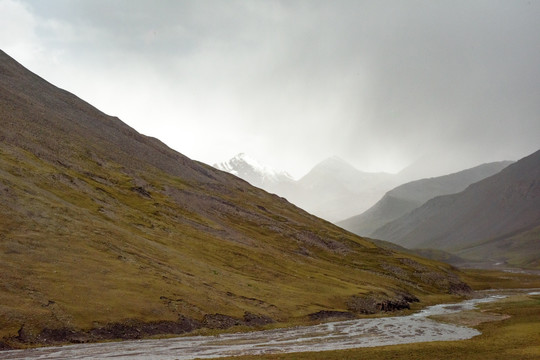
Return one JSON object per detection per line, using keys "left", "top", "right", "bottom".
{"left": 2, "top": 0, "right": 539, "bottom": 177}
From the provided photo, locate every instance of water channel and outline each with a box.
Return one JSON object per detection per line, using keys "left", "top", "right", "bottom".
{"left": 0, "top": 294, "right": 513, "bottom": 359}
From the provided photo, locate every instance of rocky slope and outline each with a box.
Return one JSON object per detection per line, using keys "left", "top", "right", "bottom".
{"left": 338, "top": 161, "right": 511, "bottom": 236}
{"left": 0, "top": 50, "right": 469, "bottom": 349}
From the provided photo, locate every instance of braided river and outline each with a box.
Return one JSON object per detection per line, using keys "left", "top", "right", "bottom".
{"left": 0, "top": 294, "right": 519, "bottom": 360}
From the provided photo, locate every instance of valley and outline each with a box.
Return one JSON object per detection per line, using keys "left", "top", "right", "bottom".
{"left": 0, "top": 50, "right": 473, "bottom": 351}
{"left": 338, "top": 161, "right": 512, "bottom": 236}
{"left": 1, "top": 10, "right": 539, "bottom": 357}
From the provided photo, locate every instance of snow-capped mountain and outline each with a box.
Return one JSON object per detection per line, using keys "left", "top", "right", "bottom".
{"left": 214, "top": 154, "right": 399, "bottom": 223}
{"left": 213, "top": 153, "right": 295, "bottom": 192}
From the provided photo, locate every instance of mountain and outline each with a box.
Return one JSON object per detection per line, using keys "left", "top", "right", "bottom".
{"left": 292, "top": 157, "right": 398, "bottom": 222}
{"left": 213, "top": 153, "right": 295, "bottom": 194}
{"left": 372, "top": 149, "right": 540, "bottom": 269}
{"left": 215, "top": 155, "right": 399, "bottom": 222}
{"left": 338, "top": 161, "right": 512, "bottom": 236}
{"left": 0, "top": 50, "right": 468, "bottom": 348}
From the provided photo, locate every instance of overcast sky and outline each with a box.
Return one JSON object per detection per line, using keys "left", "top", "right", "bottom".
{"left": 1, "top": 0, "right": 539, "bottom": 178}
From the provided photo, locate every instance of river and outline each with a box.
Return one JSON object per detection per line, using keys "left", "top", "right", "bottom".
{"left": 0, "top": 295, "right": 509, "bottom": 360}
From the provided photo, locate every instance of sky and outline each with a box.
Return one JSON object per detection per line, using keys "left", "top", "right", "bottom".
{"left": 1, "top": 0, "right": 539, "bottom": 179}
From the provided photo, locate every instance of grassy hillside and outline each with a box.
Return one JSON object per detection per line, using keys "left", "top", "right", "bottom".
{"left": 456, "top": 225, "right": 540, "bottom": 269}
{"left": 0, "top": 50, "right": 469, "bottom": 348}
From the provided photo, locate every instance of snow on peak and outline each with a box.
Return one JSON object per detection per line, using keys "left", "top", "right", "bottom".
{"left": 214, "top": 153, "right": 294, "bottom": 187}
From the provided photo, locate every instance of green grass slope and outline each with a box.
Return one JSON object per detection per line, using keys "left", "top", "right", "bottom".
{"left": 0, "top": 50, "right": 468, "bottom": 348}
{"left": 456, "top": 225, "right": 540, "bottom": 269}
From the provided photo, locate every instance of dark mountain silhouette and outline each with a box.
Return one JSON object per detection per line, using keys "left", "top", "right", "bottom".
{"left": 372, "top": 150, "right": 540, "bottom": 268}
{"left": 0, "top": 50, "right": 468, "bottom": 348}
{"left": 338, "top": 161, "right": 512, "bottom": 236}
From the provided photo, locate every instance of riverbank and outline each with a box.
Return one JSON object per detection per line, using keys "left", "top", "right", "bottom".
{"left": 218, "top": 269, "right": 540, "bottom": 360}
{"left": 1, "top": 293, "right": 518, "bottom": 360}
{"left": 220, "top": 290, "right": 540, "bottom": 360}
{"left": 2, "top": 270, "right": 539, "bottom": 359}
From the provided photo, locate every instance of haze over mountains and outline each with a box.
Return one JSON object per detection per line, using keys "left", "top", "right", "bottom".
{"left": 215, "top": 155, "right": 399, "bottom": 222}
{"left": 372, "top": 150, "right": 540, "bottom": 269}
{"left": 0, "top": 50, "right": 470, "bottom": 348}
{"left": 338, "top": 161, "right": 513, "bottom": 237}
{"left": 294, "top": 157, "right": 398, "bottom": 222}
{"left": 213, "top": 137, "right": 539, "bottom": 270}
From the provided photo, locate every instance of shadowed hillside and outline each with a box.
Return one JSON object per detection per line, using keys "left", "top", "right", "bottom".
{"left": 338, "top": 161, "right": 511, "bottom": 236}
{"left": 372, "top": 149, "right": 540, "bottom": 268}
{"left": 0, "top": 50, "right": 469, "bottom": 349}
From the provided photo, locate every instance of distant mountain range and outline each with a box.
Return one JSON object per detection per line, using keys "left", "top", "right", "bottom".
{"left": 371, "top": 150, "right": 540, "bottom": 269}
{"left": 215, "top": 155, "right": 399, "bottom": 222}
{"left": 338, "top": 161, "right": 513, "bottom": 236}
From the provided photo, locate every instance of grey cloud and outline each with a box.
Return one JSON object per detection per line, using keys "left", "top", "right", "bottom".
{"left": 15, "top": 0, "right": 540, "bottom": 176}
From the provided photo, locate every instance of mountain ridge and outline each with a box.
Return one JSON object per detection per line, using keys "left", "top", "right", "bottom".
{"left": 0, "top": 49, "right": 469, "bottom": 348}
{"left": 372, "top": 149, "right": 540, "bottom": 268}
{"left": 338, "top": 161, "right": 512, "bottom": 236}
{"left": 215, "top": 154, "right": 399, "bottom": 222}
